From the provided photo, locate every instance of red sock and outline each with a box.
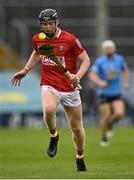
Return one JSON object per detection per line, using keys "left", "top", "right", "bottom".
{"left": 50, "top": 129, "right": 58, "bottom": 139}
{"left": 76, "top": 150, "right": 84, "bottom": 161}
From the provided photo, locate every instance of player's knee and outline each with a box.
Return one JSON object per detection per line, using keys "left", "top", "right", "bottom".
{"left": 102, "top": 113, "right": 110, "bottom": 120}
{"left": 44, "top": 105, "right": 55, "bottom": 115}
{"left": 71, "top": 125, "right": 82, "bottom": 135}
{"left": 115, "top": 111, "right": 124, "bottom": 119}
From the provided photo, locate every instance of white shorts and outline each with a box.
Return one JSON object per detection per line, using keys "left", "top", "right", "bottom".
{"left": 41, "top": 85, "right": 81, "bottom": 107}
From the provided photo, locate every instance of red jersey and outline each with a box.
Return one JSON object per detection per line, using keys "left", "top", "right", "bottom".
{"left": 32, "top": 28, "right": 84, "bottom": 92}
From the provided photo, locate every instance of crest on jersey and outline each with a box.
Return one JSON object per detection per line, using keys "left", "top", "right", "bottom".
{"left": 59, "top": 45, "right": 64, "bottom": 51}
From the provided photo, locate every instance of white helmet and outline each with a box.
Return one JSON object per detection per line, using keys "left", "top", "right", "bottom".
{"left": 101, "top": 40, "right": 116, "bottom": 49}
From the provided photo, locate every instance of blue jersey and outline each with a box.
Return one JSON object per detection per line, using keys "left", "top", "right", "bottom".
{"left": 91, "top": 54, "right": 127, "bottom": 97}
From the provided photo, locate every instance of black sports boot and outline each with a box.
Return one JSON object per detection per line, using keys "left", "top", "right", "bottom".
{"left": 47, "top": 135, "right": 59, "bottom": 158}
{"left": 76, "top": 159, "right": 87, "bottom": 171}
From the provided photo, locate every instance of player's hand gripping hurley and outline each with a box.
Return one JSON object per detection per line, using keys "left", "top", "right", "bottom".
{"left": 39, "top": 44, "right": 82, "bottom": 90}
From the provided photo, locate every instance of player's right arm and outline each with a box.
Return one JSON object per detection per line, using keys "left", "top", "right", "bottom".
{"left": 11, "top": 50, "right": 40, "bottom": 86}
{"left": 89, "top": 71, "right": 108, "bottom": 88}
{"left": 89, "top": 60, "right": 108, "bottom": 88}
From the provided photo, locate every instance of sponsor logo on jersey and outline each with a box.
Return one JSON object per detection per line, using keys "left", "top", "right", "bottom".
{"left": 108, "top": 70, "right": 116, "bottom": 80}
{"left": 40, "top": 56, "right": 56, "bottom": 66}
{"left": 40, "top": 55, "right": 65, "bottom": 67}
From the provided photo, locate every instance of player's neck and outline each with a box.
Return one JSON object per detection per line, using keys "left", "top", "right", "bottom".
{"left": 46, "top": 28, "right": 60, "bottom": 39}
{"left": 107, "top": 54, "right": 114, "bottom": 59}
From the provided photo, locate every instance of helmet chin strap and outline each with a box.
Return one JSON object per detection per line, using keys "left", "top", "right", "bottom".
{"left": 45, "top": 32, "right": 55, "bottom": 39}
{"left": 43, "top": 27, "right": 57, "bottom": 39}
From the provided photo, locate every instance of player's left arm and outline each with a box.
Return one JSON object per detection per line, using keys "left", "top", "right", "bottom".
{"left": 70, "top": 36, "right": 90, "bottom": 86}
{"left": 121, "top": 58, "right": 129, "bottom": 89}
{"left": 71, "top": 51, "right": 90, "bottom": 87}
{"left": 76, "top": 50, "right": 91, "bottom": 78}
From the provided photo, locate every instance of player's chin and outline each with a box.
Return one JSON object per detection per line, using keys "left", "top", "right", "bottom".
{"left": 45, "top": 32, "right": 55, "bottom": 38}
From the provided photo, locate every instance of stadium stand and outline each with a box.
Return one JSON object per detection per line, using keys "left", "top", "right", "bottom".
{"left": 0, "top": 41, "right": 23, "bottom": 70}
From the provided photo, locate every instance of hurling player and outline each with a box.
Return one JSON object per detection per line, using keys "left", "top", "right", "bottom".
{"left": 89, "top": 40, "right": 129, "bottom": 146}
{"left": 11, "top": 9, "right": 90, "bottom": 171}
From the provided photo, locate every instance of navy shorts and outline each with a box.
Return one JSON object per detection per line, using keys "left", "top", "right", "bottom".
{"left": 99, "top": 94, "right": 122, "bottom": 104}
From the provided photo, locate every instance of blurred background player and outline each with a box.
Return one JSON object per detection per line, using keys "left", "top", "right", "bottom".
{"left": 11, "top": 8, "right": 90, "bottom": 171}
{"left": 89, "top": 40, "right": 129, "bottom": 146}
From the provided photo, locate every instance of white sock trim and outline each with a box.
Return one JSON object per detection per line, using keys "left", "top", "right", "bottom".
{"left": 50, "top": 131, "right": 58, "bottom": 138}
{"left": 76, "top": 154, "right": 84, "bottom": 159}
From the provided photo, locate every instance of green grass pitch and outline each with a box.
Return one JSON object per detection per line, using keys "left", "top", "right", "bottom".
{"left": 0, "top": 127, "right": 134, "bottom": 179}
